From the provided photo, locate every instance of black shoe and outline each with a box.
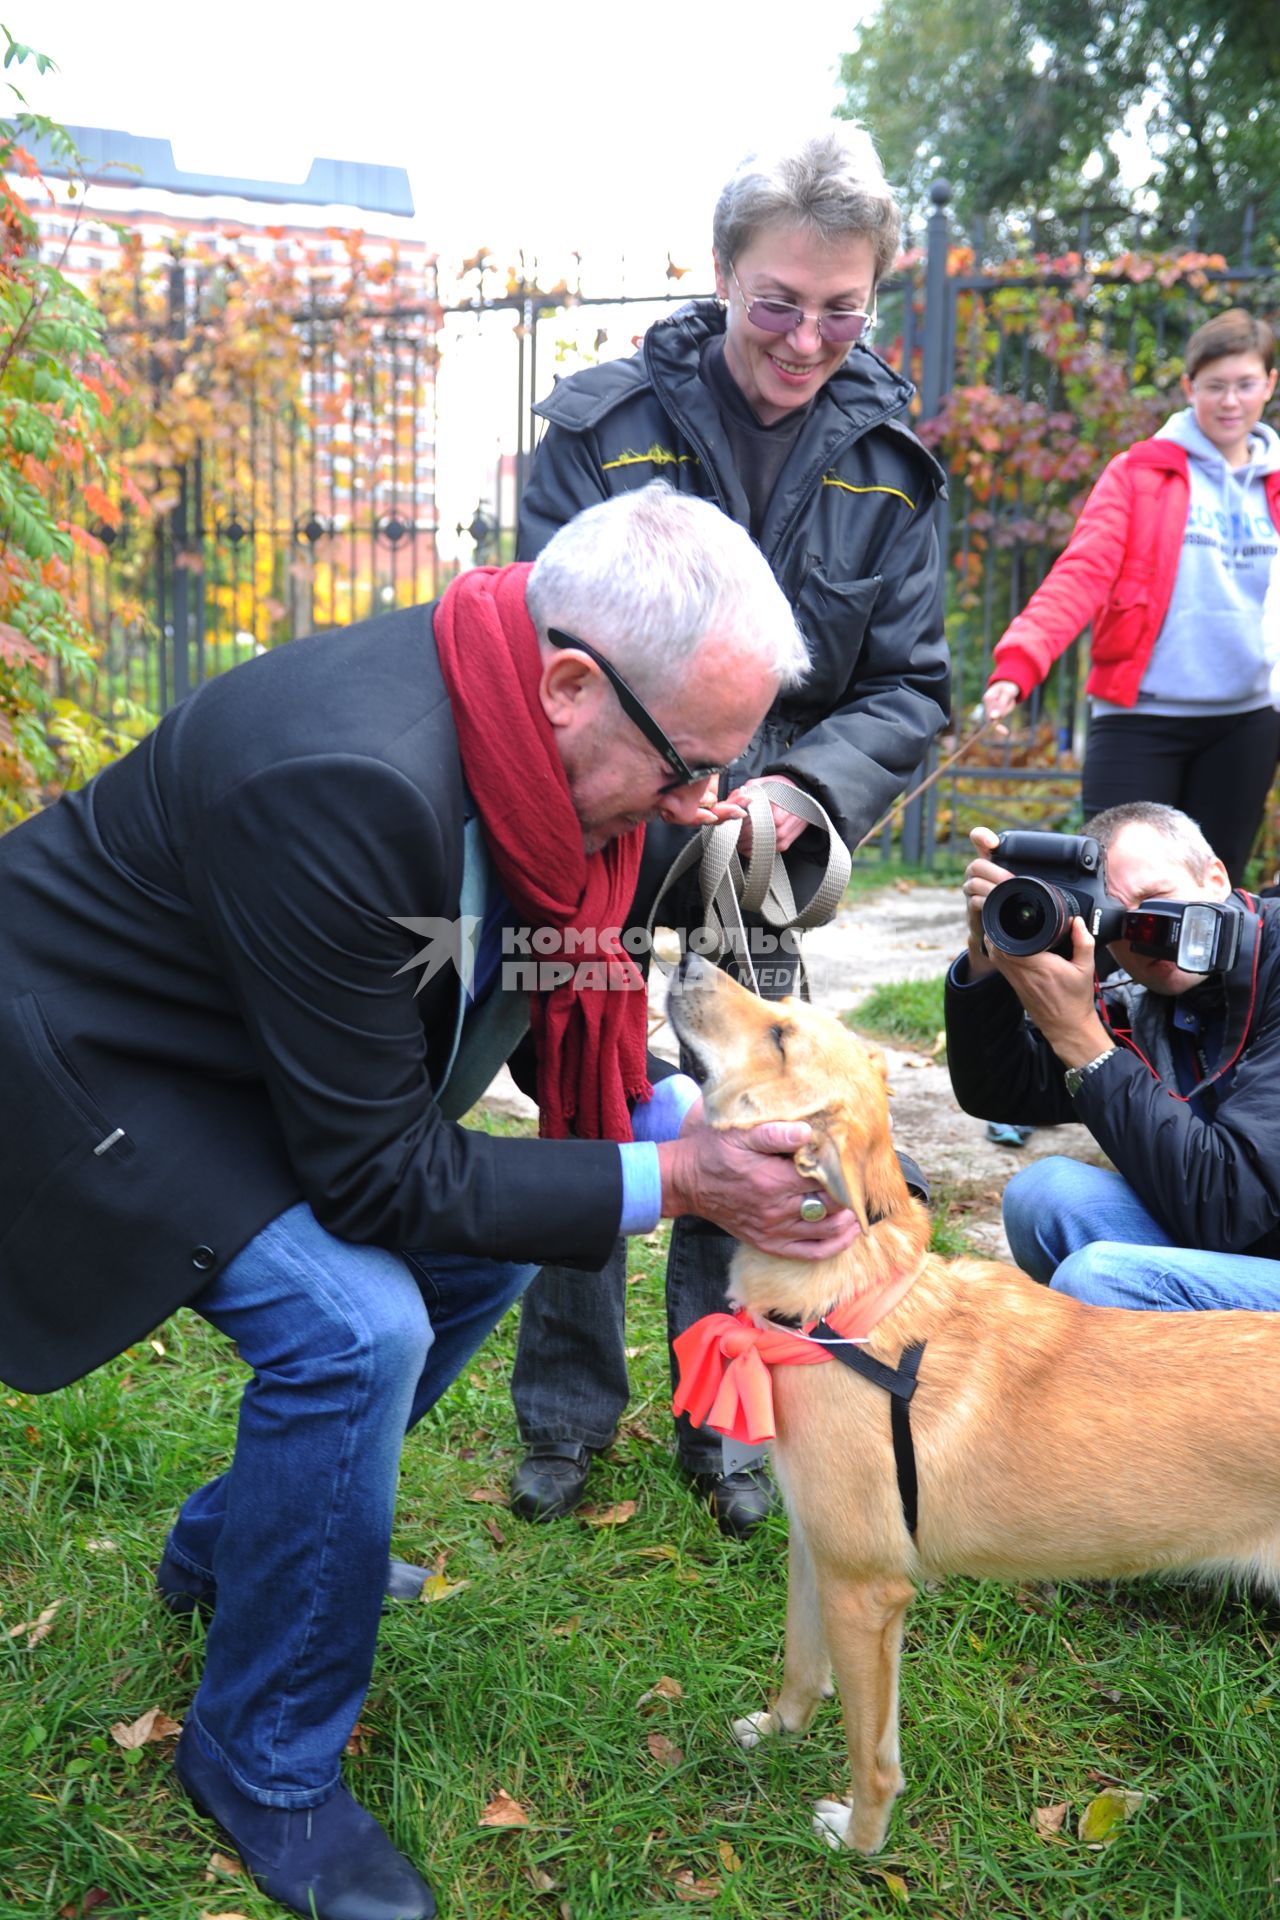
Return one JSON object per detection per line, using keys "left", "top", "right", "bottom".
{"left": 690, "top": 1464, "right": 779, "bottom": 1540}
{"left": 509, "top": 1441, "right": 594, "bottom": 1521}
{"left": 156, "top": 1543, "right": 435, "bottom": 1619}
{"left": 175, "top": 1727, "right": 436, "bottom": 1920}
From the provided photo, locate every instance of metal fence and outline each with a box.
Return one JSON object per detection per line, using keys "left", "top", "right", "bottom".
{"left": 76, "top": 188, "right": 1280, "bottom": 866}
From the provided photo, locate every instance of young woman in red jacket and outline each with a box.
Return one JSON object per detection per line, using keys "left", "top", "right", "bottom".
{"left": 985, "top": 308, "right": 1280, "bottom": 885}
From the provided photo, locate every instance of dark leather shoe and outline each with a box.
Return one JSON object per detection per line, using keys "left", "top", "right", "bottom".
{"left": 175, "top": 1727, "right": 437, "bottom": 1920}
{"left": 509, "top": 1441, "right": 593, "bottom": 1521}
{"left": 155, "top": 1544, "right": 215, "bottom": 1620}
{"left": 690, "top": 1463, "right": 779, "bottom": 1540}
{"left": 156, "top": 1543, "right": 435, "bottom": 1619}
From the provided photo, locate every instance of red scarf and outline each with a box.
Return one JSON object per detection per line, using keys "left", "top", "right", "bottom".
{"left": 672, "top": 1263, "right": 923, "bottom": 1445}
{"left": 433, "top": 563, "right": 652, "bottom": 1141}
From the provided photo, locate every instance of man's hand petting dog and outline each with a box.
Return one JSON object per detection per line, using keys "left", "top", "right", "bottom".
{"left": 657, "top": 1118, "right": 859, "bottom": 1261}
{"left": 962, "top": 825, "right": 1112, "bottom": 1069}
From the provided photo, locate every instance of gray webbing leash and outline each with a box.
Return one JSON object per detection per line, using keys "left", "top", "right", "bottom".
{"left": 645, "top": 777, "right": 851, "bottom": 995}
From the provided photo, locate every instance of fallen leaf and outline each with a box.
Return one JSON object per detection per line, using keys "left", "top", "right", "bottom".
{"left": 634, "top": 1544, "right": 677, "bottom": 1561}
{"left": 637, "top": 1676, "right": 683, "bottom": 1708}
{"left": 673, "top": 1869, "right": 720, "bottom": 1900}
{"left": 83, "top": 1539, "right": 119, "bottom": 1554}
{"left": 717, "top": 1838, "right": 742, "bottom": 1872}
{"left": 8, "top": 1600, "right": 64, "bottom": 1647}
{"left": 550, "top": 1615, "right": 580, "bottom": 1637}
{"left": 868, "top": 1867, "right": 910, "bottom": 1902}
{"left": 59, "top": 1893, "right": 111, "bottom": 1919}
{"left": 110, "top": 1707, "right": 182, "bottom": 1749}
{"left": 578, "top": 1501, "right": 636, "bottom": 1528}
{"left": 526, "top": 1865, "right": 557, "bottom": 1892}
{"left": 344, "top": 1721, "right": 374, "bottom": 1755}
{"left": 205, "top": 1851, "right": 245, "bottom": 1879}
{"left": 646, "top": 1731, "right": 685, "bottom": 1768}
{"left": 1079, "top": 1787, "right": 1144, "bottom": 1846}
{"left": 465, "top": 1486, "right": 508, "bottom": 1505}
{"left": 618, "top": 1417, "right": 659, "bottom": 1444}
{"left": 200, "top": 1912, "right": 253, "bottom": 1919}
{"left": 479, "top": 1789, "right": 530, "bottom": 1828}
{"left": 1033, "top": 1801, "right": 1069, "bottom": 1837}
{"left": 483, "top": 1517, "right": 506, "bottom": 1548}
{"left": 418, "top": 1575, "right": 470, "bottom": 1604}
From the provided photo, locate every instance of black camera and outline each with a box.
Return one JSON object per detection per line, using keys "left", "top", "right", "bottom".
{"left": 980, "top": 831, "right": 1242, "bottom": 974}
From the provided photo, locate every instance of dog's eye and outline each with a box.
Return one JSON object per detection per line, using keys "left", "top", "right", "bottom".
{"left": 769, "top": 1023, "right": 787, "bottom": 1055}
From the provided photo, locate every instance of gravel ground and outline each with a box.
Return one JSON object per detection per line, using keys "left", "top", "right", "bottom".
{"left": 481, "top": 882, "right": 1108, "bottom": 1260}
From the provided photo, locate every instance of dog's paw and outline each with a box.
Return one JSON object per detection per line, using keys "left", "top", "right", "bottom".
{"left": 813, "top": 1798, "right": 853, "bottom": 1849}
{"left": 731, "top": 1710, "right": 776, "bottom": 1750}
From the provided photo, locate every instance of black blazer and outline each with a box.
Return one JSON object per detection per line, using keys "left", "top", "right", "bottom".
{"left": 0, "top": 605, "right": 622, "bottom": 1392}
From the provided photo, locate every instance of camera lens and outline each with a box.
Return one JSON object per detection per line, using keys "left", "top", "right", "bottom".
{"left": 981, "top": 877, "right": 1072, "bottom": 957}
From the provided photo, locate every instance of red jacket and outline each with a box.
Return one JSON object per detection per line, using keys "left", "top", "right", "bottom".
{"left": 989, "top": 439, "right": 1280, "bottom": 708}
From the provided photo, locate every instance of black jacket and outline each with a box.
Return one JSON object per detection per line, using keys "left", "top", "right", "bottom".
{"left": 0, "top": 606, "right": 623, "bottom": 1392}
{"left": 518, "top": 301, "right": 951, "bottom": 882}
{"left": 945, "top": 897, "right": 1280, "bottom": 1259}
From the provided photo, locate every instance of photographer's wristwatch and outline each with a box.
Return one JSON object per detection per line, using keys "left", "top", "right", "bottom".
{"left": 1064, "top": 1046, "right": 1118, "bottom": 1099}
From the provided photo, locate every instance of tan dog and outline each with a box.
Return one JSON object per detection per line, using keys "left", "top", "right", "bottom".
{"left": 667, "top": 953, "right": 1280, "bottom": 1855}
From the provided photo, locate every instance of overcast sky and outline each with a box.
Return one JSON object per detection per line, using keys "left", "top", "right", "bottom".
{"left": 25, "top": 0, "right": 866, "bottom": 280}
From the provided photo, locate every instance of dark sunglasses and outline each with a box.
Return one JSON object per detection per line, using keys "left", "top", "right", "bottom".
{"left": 729, "top": 265, "right": 875, "bottom": 344}
{"left": 546, "top": 628, "right": 727, "bottom": 790}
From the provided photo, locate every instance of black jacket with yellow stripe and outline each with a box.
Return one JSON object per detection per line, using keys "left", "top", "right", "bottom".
{"left": 518, "top": 299, "right": 951, "bottom": 894}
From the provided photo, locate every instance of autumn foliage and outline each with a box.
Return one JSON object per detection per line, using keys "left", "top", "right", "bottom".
{"left": 0, "top": 33, "right": 150, "bottom": 822}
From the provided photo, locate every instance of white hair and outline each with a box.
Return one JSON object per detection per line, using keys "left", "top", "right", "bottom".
{"left": 525, "top": 484, "right": 809, "bottom": 697}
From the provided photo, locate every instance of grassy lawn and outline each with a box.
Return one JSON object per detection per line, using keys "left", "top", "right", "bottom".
{"left": 3, "top": 1112, "right": 1279, "bottom": 1918}
{"left": 845, "top": 977, "right": 948, "bottom": 1055}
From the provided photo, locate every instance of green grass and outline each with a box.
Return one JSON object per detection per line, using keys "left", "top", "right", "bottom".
{"left": 845, "top": 975, "right": 948, "bottom": 1053}
{"left": 845, "top": 858, "right": 968, "bottom": 899}
{"left": 4, "top": 1113, "right": 1280, "bottom": 1918}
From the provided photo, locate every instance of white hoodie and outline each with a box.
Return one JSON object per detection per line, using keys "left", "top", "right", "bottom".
{"left": 1092, "top": 407, "right": 1280, "bottom": 717}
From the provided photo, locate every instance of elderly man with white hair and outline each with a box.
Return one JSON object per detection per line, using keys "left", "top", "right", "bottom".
{"left": 0, "top": 485, "right": 856, "bottom": 1920}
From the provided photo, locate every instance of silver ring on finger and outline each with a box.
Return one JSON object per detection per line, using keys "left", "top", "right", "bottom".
{"left": 799, "top": 1194, "right": 826, "bottom": 1224}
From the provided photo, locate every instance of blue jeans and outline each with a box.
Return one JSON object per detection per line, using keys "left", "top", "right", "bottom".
{"left": 168, "top": 1202, "right": 535, "bottom": 1806}
{"left": 1003, "top": 1157, "right": 1280, "bottom": 1310}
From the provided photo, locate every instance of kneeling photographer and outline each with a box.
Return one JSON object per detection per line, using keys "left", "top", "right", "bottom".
{"left": 945, "top": 800, "right": 1280, "bottom": 1310}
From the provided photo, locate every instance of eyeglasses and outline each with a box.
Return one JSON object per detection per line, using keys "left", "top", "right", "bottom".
{"left": 729, "top": 265, "right": 875, "bottom": 344}
{"left": 1193, "top": 376, "right": 1270, "bottom": 400}
{"left": 546, "top": 628, "right": 727, "bottom": 790}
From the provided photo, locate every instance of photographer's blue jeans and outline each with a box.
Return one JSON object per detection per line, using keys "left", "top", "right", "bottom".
{"left": 166, "top": 1202, "right": 535, "bottom": 1806}
{"left": 1004, "top": 1157, "right": 1280, "bottom": 1311}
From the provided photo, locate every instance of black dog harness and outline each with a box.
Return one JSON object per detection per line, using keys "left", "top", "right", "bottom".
{"left": 807, "top": 1323, "right": 927, "bottom": 1537}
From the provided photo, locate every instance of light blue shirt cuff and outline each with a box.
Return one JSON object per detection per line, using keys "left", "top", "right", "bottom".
{"left": 617, "top": 1141, "right": 663, "bottom": 1237}
{"left": 629, "top": 1072, "right": 701, "bottom": 1143}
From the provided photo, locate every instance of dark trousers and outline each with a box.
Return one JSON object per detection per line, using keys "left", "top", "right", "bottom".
{"left": 1083, "top": 706, "right": 1280, "bottom": 886}
{"left": 510, "top": 937, "right": 801, "bottom": 1475}
{"left": 509, "top": 1215, "right": 737, "bottom": 1474}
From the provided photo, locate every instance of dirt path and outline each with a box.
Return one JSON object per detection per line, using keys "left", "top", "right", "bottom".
{"left": 484, "top": 882, "right": 1105, "bottom": 1259}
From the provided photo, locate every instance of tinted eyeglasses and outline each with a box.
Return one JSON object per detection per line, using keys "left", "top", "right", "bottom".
{"left": 546, "top": 628, "right": 727, "bottom": 791}
{"left": 729, "top": 265, "right": 875, "bottom": 345}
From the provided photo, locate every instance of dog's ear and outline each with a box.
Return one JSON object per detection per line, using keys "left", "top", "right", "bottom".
{"left": 860, "top": 1038, "right": 890, "bottom": 1087}
{"left": 857, "top": 1127, "right": 911, "bottom": 1227}
{"left": 795, "top": 1125, "right": 867, "bottom": 1231}
{"left": 796, "top": 1106, "right": 909, "bottom": 1232}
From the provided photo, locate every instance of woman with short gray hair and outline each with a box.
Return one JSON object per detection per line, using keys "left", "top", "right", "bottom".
{"left": 508, "top": 122, "right": 950, "bottom": 1540}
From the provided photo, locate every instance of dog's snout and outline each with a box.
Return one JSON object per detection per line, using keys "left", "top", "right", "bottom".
{"left": 676, "top": 951, "right": 718, "bottom": 987}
